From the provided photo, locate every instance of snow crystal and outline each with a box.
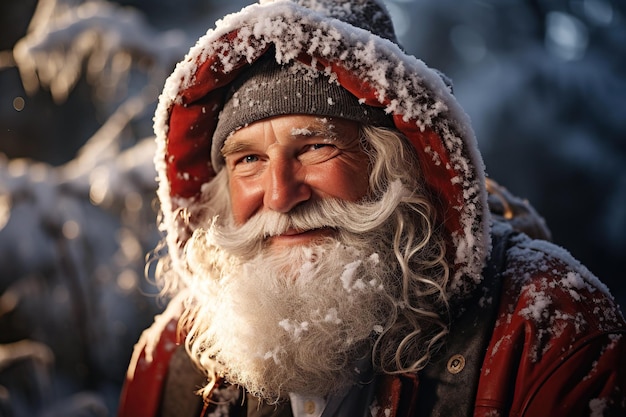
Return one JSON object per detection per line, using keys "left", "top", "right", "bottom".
{"left": 291, "top": 127, "right": 312, "bottom": 136}
{"left": 324, "top": 308, "right": 342, "bottom": 324}
{"left": 263, "top": 346, "right": 283, "bottom": 365}
{"left": 299, "top": 259, "right": 316, "bottom": 278}
{"left": 368, "top": 253, "right": 380, "bottom": 264}
{"left": 589, "top": 398, "right": 608, "bottom": 417}
{"left": 563, "top": 271, "right": 585, "bottom": 290}
{"left": 519, "top": 289, "right": 551, "bottom": 322}
{"left": 424, "top": 146, "right": 442, "bottom": 166}
{"left": 554, "top": 310, "right": 587, "bottom": 335}
{"left": 279, "top": 318, "right": 310, "bottom": 340}
{"left": 340, "top": 260, "right": 362, "bottom": 291}
{"left": 369, "top": 400, "right": 380, "bottom": 417}
{"left": 583, "top": 360, "right": 600, "bottom": 382}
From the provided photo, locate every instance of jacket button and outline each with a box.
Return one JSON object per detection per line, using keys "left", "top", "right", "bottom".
{"left": 304, "top": 400, "right": 316, "bottom": 414}
{"left": 447, "top": 354, "right": 465, "bottom": 374}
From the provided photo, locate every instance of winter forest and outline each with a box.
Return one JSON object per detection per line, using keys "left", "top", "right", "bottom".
{"left": 0, "top": 0, "right": 624, "bottom": 415}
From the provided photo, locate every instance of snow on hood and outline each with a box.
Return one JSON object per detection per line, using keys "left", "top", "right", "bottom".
{"left": 153, "top": 0, "right": 491, "bottom": 298}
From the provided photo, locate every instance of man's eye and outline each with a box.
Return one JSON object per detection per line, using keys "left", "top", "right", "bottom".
{"left": 310, "top": 143, "right": 332, "bottom": 150}
{"left": 240, "top": 155, "right": 259, "bottom": 164}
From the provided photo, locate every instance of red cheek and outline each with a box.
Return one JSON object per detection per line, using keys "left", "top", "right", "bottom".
{"left": 229, "top": 179, "right": 264, "bottom": 225}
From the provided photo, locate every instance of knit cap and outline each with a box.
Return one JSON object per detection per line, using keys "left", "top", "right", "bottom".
{"left": 211, "top": 54, "right": 394, "bottom": 169}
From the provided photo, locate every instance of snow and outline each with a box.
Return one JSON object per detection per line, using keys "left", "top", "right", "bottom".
{"left": 488, "top": 231, "right": 624, "bottom": 364}
{"left": 291, "top": 127, "right": 313, "bottom": 136}
{"left": 589, "top": 398, "right": 608, "bottom": 417}
{"left": 368, "top": 399, "right": 380, "bottom": 416}
{"left": 279, "top": 318, "right": 310, "bottom": 340}
{"left": 507, "top": 233, "right": 611, "bottom": 298}
{"left": 324, "top": 308, "right": 342, "bottom": 324}
{"left": 262, "top": 346, "right": 286, "bottom": 365}
{"left": 340, "top": 260, "right": 363, "bottom": 292}
{"left": 519, "top": 287, "right": 552, "bottom": 322}
{"left": 13, "top": 0, "right": 190, "bottom": 105}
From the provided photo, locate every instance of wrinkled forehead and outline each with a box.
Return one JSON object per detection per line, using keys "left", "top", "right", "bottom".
{"left": 221, "top": 115, "right": 362, "bottom": 152}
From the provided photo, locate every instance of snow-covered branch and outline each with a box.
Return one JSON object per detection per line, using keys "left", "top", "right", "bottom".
{"left": 13, "top": 0, "right": 190, "bottom": 104}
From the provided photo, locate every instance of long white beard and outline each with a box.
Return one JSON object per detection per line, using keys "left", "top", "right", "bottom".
{"left": 182, "top": 182, "right": 410, "bottom": 401}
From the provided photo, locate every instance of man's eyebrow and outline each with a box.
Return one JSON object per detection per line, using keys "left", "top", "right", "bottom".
{"left": 221, "top": 139, "right": 256, "bottom": 157}
{"left": 290, "top": 124, "right": 338, "bottom": 140}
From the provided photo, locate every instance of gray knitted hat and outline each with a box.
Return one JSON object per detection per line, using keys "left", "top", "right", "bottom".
{"left": 211, "top": 54, "right": 394, "bottom": 169}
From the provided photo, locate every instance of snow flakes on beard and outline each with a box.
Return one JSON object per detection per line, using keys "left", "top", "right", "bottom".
{"left": 195, "top": 240, "right": 395, "bottom": 402}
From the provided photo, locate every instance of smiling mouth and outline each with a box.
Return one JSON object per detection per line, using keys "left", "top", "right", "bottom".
{"left": 268, "top": 227, "right": 335, "bottom": 245}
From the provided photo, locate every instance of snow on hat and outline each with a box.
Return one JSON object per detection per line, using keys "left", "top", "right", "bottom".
{"left": 280, "top": 0, "right": 399, "bottom": 44}
{"left": 211, "top": 53, "right": 394, "bottom": 169}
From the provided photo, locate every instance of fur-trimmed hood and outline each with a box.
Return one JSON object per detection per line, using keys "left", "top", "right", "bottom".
{"left": 153, "top": 0, "right": 491, "bottom": 299}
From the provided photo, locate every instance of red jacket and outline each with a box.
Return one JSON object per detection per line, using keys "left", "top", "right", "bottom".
{"left": 474, "top": 235, "right": 626, "bottom": 416}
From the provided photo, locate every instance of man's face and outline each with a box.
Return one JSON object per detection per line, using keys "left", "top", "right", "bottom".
{"left": 183, "top": 121, "right": 442, "bottom": 400}
{"left": 222, "top": 114, "right": 370, "bottom": 248}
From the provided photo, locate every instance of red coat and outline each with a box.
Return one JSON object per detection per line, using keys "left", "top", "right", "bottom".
{"left": 117, "top": 231, "right": 626, "bottom": 417}
{"left": 474, "top": 233, "right": 626, "bottom": 416}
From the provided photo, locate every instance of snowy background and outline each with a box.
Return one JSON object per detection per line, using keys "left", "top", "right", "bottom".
{"left": 0, "top": 0, "right": 624, "bottom": 415}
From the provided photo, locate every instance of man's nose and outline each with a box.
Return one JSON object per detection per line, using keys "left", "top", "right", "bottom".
{"left": 263, "top": 158, "right": 311, "bottom": 213}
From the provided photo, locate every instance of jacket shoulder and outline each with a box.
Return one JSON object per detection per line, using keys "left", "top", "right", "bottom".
{"left": 117, "top": 302, "right": 184, "bottom": 417}
{"left": 475, "top": 233, "right": 626, "bottom": 417}
{"left": 499, "top": 233, "right": 623, "bottom": 335}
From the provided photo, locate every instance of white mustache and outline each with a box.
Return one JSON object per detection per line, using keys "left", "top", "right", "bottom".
{"left": 213, "top": 180, "right": 409, "bottom": 254}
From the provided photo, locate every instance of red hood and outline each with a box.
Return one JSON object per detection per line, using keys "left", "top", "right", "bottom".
{"left": 153, "top": 0, "right": 491, "bottom": 299}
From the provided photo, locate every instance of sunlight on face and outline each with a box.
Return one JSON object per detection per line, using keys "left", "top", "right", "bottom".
{"left": 222, "top": 115, "right": 370, "bottom": 247}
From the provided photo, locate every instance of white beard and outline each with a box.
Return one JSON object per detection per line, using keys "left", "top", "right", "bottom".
{"left": 181, "top": 182, "right": 410, "bottom": 401}
{"left": 185, "top": 237, "right": 400, "bottom": 401}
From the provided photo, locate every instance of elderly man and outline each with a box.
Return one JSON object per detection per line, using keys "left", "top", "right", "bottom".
{"left": 117, "top": 1, "right": 626, "bottom": 416}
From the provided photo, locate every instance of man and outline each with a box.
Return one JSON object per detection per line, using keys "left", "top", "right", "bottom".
{"left": 117, "top": 0, "right": 626, "bottom": 416}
